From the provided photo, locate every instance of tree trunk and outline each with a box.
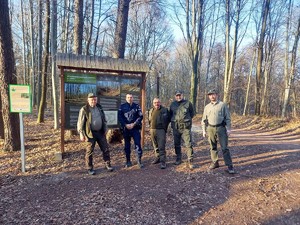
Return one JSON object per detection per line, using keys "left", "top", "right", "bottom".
{"left": 255, "top": 0, "right": 270, "bottom": 115}
{"left": 37, "top": 0, "right": 50, "bottom": 123}
{"left": 112, "top": 0, "right": 131, "bottom": 58}
{"left": 73, "top": 0, "right": 84, "bottom": 54}
{"left": 51, "top": 0, "right": 59, "bottom": 129}
{"left": 86, "top": 0, "right": 95, "bottom": 55}
{"left": 243, "top": 49, "right": 256, "bottom": 116}
{"left": 0, "top": 0, "right": 21, "bottom": 151}
{"left": 29, "top": 0, "right": 36, "bottom": 107}
{"left": 37, "top": 0, "right": 43, "bottom": 108}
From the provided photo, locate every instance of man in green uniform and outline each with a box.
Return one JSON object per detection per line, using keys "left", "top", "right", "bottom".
{"left": 202, "top": 89, "right": 235, "bottom": 174}
{"left": 77, "top": 93, "right": 114, "bottom": 175}
{"left": 170, "top": 91, "right": 195, "bottom": 170}
{"left": 148, "top": 97, "right": 170, "bottom": 169}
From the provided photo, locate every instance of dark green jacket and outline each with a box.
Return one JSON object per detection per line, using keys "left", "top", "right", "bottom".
{"left": 77, "top": 103, "right": 107, "bottom": 139}
{"left": 169, "top": 99, "right": 194, "bottom": 130}
{"left": 148, "top": 106, "right": 170, "bottom": 131}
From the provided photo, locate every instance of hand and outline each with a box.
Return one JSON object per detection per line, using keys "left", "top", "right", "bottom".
{"left": 203, "top": 131, "right": 207, "bottom": 138}
{"left": 227, "top": 130, "right": 231, "bottom": 137}
{"left": 80, "top": 133, "right": 86, "bottom": 142}
{"left": 125, "top": 123, "right": 134, "bottom": 130}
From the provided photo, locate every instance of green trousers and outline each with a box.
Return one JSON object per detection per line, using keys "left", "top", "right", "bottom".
{"left": 150, "top": 129, "right": 167, "bottom": 162}
{"left": 207, "top": 126, "right": 232, "bottom": 166}
{"left": 172, "top": 128, "right": 193, "bottom": 160}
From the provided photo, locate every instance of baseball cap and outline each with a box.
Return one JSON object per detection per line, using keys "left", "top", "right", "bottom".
{"left": 87, "top": 93, "right": 97, "bottom": 98}
{"left": 175, "top": 90, "right": 183, "bottom": 95}
{"left": 207, "top": 89, "right": 217, "bottom": 95}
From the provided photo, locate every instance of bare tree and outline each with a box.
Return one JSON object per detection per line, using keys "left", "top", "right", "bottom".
{"left": 255, "top": 0, "right": 270, "bottom": 115}
{"left": 0, "top": 0, "right": 21, "bottom": 151}
{"left": 282, "top": 14, "right": 300, "bottom": 118}
{"left": 113, "top": 0, "right": 131, "bottom": 58}
{"left": 73, "top": 0, "right": 84, "bottom": 54}
{"left": 51, "top": 0, "right": 59, "bottom": 129}
{"left": 37, "top": 0, "right": 50, "bottom": 123}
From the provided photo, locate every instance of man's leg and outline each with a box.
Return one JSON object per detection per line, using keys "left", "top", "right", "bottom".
{"left": 123, "top": 132, "right": 132, "bottom": 167}
{"left": 85, "top": 140, "right": 96, "bottom": 174}
{"left": 207, "top": 127, "right": 219, "bottom": 163}
{"left": 173, "top": 129, "right": 182, "bottom": 164}
{"left": 217, "top": 127, "right": 233, "bottom": 167}
{"left": 150, "top": 129, "right": 160, "bottom": 164}
{"left": 132, "top": 129, "right": 143, "bottom": 168}
{"left": 156, "top": 129, "right": 167, "bottom": 169}
{"left": 182, "top": 128, "right": 194, "bottom": 169}
{"left": 96, "top": 131, "right": 113, "bottom": 171}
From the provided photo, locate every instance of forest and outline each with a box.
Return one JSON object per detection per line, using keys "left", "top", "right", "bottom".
{"left": 0, "top": 0, "right": 300, "bottom": 151}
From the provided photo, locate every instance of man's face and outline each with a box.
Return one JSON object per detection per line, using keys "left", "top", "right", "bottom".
{"left": 126, "top": 94, "right": 133, "bottom": 104}
{"left": 208, "top": 93, "right": 217, "bottom": 102}
{"left": 175, "top": 94, "right": 183, "bottom": 102}
{"left": 87, "top": 97, "right": 97, "bottom": 107}
{"left": 153, "top": 98, "right": 161, "bottom": 109}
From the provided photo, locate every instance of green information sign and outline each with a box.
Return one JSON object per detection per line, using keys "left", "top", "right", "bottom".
{"left": 9, "top": 84, "right": 32, "bottom": 113}
{"left": 64, "top": 72, "right": 97, "bottom": 84}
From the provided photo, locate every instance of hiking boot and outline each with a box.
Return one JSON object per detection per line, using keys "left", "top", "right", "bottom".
{"left": 209, "top": 161, "right": 220, "bottom": 170}
{"left": 88, "top": 169, "right": 95, "bottom": 175}
{"left": 137, "top": 157, "right": 144, "bottom": 169}
{"left": 174, "top": 158, "right": 182, "bottom": 165}
{"left": 227, "top": 166, "right": 236, "bottom": 174}
{"left": 125, "top": 160, "right": 132, "bottom": 168}
{"left": 160, "top": 162, "right": 166, "bottom": 169}
{"left": 187, "top": 160, "right": 195, "bottom": 170}
{"left": 105, "top": 161, "right": 114, "bottom": 172}
{"left": 152, "top": 157, "right": 160, "bottom": 164}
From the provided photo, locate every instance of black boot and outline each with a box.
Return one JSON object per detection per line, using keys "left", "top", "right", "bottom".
{"left": 105, "top": 161, "right": 114, "bottom": 172}
{"left": 137, "top": 157, "right": 144, "bottom": 168}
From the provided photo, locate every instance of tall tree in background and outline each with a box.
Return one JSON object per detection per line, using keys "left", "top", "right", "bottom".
{"left": 282, "top": 14, "right": 300, "bottom": 118}
{"left": 113, "top": 0, "right": 131, "bottom": 58}
{"left": 51, "top": 0, "right": 59, "bottom": 129}
{"left": 0, "top": 0, "right": 21, "bottom": 151}
{"left": 255, "top": 0, "right": 270, "bottom": 115}
{"left": 73, "top": 0, "right": 84, "bottom": 54}
{"left": 37, "top": 0, "right": 50, "bottom": 123}
{"left": 223, "top": 0, "right": 243, "bottom": 105}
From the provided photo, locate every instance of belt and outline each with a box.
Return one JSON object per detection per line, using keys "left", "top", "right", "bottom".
{"left": 208, "top": 123, "right": 224, "bottom": 127}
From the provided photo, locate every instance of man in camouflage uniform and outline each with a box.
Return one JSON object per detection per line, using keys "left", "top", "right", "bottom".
{"left": 202, "top": 89, "right": 235, "bottom": 174}
{"left": 170, "top": 91, "right": 195, "bottom": 170}
{"left": 148, "top": 97, "right": 170, "bottom": 169}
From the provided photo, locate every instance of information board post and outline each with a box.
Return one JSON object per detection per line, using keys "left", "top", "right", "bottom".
{"left": 9, "top": 84, "right": 32, "bottom": 173}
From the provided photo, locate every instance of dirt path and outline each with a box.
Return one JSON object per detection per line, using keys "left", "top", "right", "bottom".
{"left": 1, "top": 117, "right": 300, "bottom": 225}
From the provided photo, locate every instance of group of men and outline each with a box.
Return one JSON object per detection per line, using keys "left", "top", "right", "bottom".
{"left": 77, "top": 89, "right": 235, "bottom": 175}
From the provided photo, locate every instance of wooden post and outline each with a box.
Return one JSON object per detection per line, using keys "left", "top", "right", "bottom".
{"left": 60, "top": 66, "right": 65, "bottom": 154}
{"left": 141, "top": 72, "right": 146, "bottom": 148}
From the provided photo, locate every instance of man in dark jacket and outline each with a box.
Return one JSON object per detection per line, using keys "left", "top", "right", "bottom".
{"left": 77, "top": 93, "right": 113, "bottom": 175}
{"left": 118, "top": 93, "right": 144, "bottom": 168}
{"left": 148, "top": 97, "right": 170, "bottom": 169}
{"left": 170, "top": 90, "right": 195, "bottom": 169}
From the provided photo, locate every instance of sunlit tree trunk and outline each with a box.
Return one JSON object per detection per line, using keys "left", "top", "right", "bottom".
{"left": 51, "top": 0, "right": 59, "bottom": 129}
{"left": 0, "top": 0, "right": 21, "bottom": 151}
{"left": 29, "top": 0, "right": 36, "bottom": 107}
{"left": 37, "top": 0, "right": 50, "bottom": 123}
{"left": 243, "top": 48, "right": 256, "bottom": 116}
{"left": 255, "top": 0, "right": 270, "bottom": 115}
{"left": 86, "top": 0, "right": 94, "bottom": 55}
{"left": 282, "top": 15, "right": 300, "bottom": 118}
{"left": 223, "top": 0, "right": 242, "bottom": 105}
{"left": 113, "top": 0, "right": 131, "bottom": 58}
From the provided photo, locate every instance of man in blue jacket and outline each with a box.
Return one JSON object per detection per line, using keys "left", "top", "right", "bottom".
{"left": 118, "top": 93, "right": 144, "bottom": 168}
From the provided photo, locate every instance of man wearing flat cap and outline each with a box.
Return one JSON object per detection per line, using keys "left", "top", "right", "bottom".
{"left": 77, "top": 93, "right": 113, "bottom": 175}
{"left": 202, "top": 89, "right": 235, "bottom": 174}
{"left": 170, "top": 90, "right": 195, "bottom": 169}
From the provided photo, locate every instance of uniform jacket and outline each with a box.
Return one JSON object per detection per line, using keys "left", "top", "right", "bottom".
{"left": 77, "top": 103, "right": 107, "bottom": 139}
{"left": 201, "top": 100, "right": 231, "bottom": 130}
{"left": 170, "top": 99, "right": 194, "bottom": 130}
{"left": 148, "top": 106, "right": 170, "bottom": 131}
{"left": 118, "top": 102, "right": 143, "bottom": 130}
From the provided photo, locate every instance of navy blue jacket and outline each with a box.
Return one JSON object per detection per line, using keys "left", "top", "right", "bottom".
{"left": 118, "top": 102, "right": 143, "bottom": 130}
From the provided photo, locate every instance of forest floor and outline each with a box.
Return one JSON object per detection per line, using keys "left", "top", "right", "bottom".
{"left": 0, "top": 111, "right": 300, "bottom": 225}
